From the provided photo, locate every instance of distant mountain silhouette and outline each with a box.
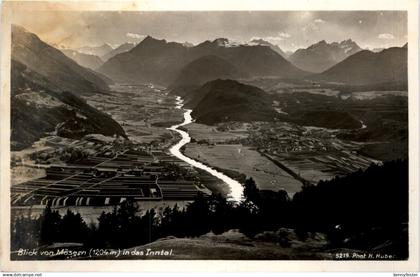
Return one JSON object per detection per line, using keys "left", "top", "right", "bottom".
{"left": 12, "top": 25, "right": 109, "bottom": 94}
{"left": 101, "top": 42, "right": 136, "bottom": 61}
{"left": 78, "top": 43, "right": 114, "bottom": 57}
{"left": 289, "top": 39, "right": 362, "bottom": 73}
{"left": 98, "top": 37, "right": 307, "bottom": 86}
{"left": 314, "top": 46, "right": 407, "bottom": 86}
{"left": 61, "top": 49, "right": 104, "bottom": 70}
{"left": 98, "top": 36, "right": 187, "bottom": 85}
{"left": 249, "top": 38, "right": 287, "bottom": 58}
{"left": 187, "top": 79, "right": 278, "bottom": 124}
{"left": 11, "top": 26, "right": 125, "bottom": 150}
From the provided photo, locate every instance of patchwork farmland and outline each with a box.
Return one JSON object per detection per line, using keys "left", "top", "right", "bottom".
{"left": 11, "top": 149, "right": 199, "bottom": 207}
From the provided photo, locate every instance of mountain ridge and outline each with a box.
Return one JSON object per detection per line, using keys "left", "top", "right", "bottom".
{"left": 289, "top": 39, "right": 362, "bottom": 73}
{"left": 249, "top": 38, "right": 288, "bottom": 58}
{"left": 12, "top": 25, "right": 109, "bottom": 94}
{"left": 61, "top": 49, "right": 104, "bottom": 70}
{"left": 170, "top": 55, "right": 243, "bottom": 92}
{"left": 98, "top": 36, "right": 308, "bottom": 86}
{"left": 78, "top": 43, "right": 114, "bottom": 57}
{"left": 313, "top": 46, "right": 407, "bottom": 86}
{"left": 11, "top": 26, "right": 126, "bottom": 150}
{"left": 101, "top": 42, "right": 136, "bottom": 61}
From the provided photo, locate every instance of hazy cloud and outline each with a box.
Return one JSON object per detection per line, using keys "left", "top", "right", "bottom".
{"left": 303, "top": 19, "right": 326, "bottom": 33}
{"left": 264, "top": 32, "right": 291, "bottom": 42}
{"left": 378, "top": 33, "right": 395, "bottom": 40}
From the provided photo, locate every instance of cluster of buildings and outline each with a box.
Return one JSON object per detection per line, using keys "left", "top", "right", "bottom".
{"left": 242, "top": 123, "right": 332, "bottom": 154}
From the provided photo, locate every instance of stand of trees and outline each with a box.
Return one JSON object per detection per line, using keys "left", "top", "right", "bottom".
{"left": 11, "top": 160, "right": 408, "bottom": 259}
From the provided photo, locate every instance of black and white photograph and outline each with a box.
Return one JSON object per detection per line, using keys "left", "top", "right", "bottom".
{"left": 0, "top": 0, "right": 418, "bottom": 272}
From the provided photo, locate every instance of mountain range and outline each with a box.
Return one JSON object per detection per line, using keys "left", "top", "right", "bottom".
{"left": 314, "top": 46, "right": 407, "bottom": 86}
{"left": 11, "top": 25, "right": 126, "bottom": 150}
{"left": 98, "top": 36, "right": 307, "bottom": 86}
{"left": 289, "top": 39, "right": 362, "bottom": 73}
{"left": 60, "top": 42, "right": 137, "bottom": 70}
{"left": 61, "top": 49, "right": 104, "bottom": 70}
{"left": 77, "top": 43, "right": 114, "bottom": 57}
{"left": 12, "top": 25, "right": 109, "bottom": 94}
{"left": 101, "top": 42, "right": 137, "bottom": 61}
{"left": 10, "top": 25, "right": 408, "bottom": 148}
{"left": 249, "top": 38, "right": 288, "bottom": 58}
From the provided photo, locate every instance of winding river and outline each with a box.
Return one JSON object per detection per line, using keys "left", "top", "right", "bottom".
{"left": 167, "top": 96, "right": 243, "bottom": 202}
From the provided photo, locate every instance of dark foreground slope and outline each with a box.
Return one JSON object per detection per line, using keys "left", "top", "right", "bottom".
{"left": 187, "top": 79, "right": 278, "bottom": 124}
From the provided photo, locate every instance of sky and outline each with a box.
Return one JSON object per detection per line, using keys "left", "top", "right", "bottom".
{"left": 12, "top": 11, "right": 407, "bottom": 51}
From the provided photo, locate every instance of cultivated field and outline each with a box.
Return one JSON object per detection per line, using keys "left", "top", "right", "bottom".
{"left": 184, "top": 143, "right": 302, "bottom": 195}
{"left": 85, "top": 84, "right": 184, "bottom": 145}
{"left": 270, "top": 149, "right": 378, "bottom": 184}
{"left": 182, "top": 122, "right": 249, "bottom": 143}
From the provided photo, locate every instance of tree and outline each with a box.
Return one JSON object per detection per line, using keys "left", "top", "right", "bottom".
{"left": 59, "top": 210, "right": 89, "bottom": 243}
{"left": 243, "top": 178, "right": 260, "bottom": 205}
{"left": 209, "top": 193, "right": 235, "bottom": 234}
{"left": 39, "top": 203, "right": 62, "bottom": 245}
{"left": 183, "top": 194, "right": 211, "bottom": 236}
{"left": 11, "top": 215, "right": 41, "bottom": 250}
